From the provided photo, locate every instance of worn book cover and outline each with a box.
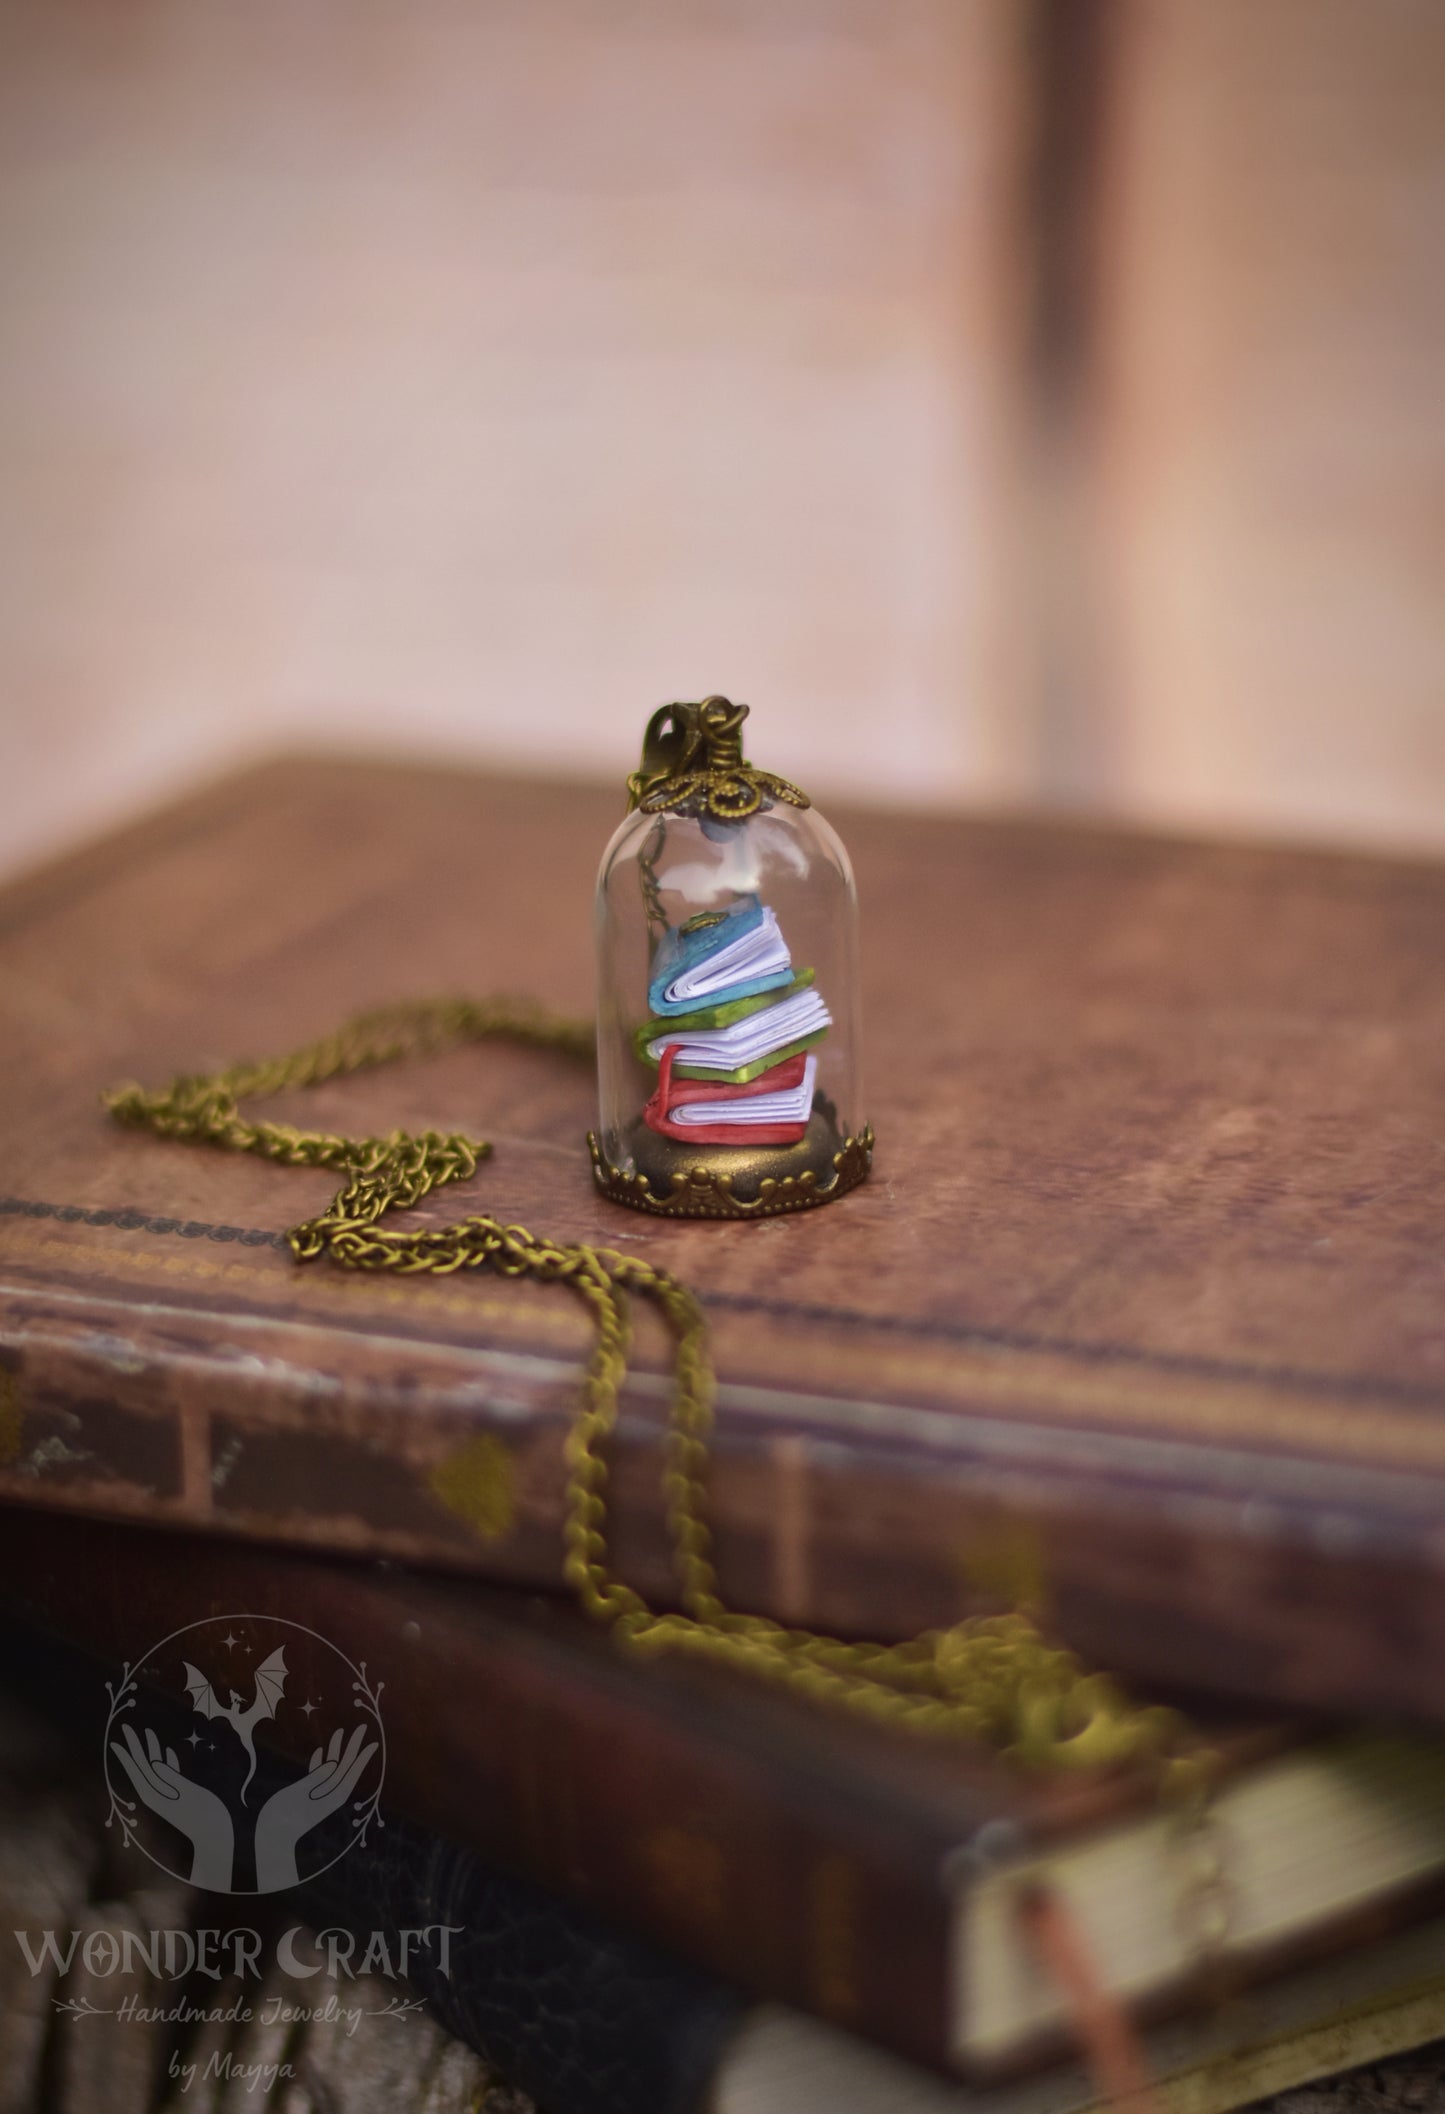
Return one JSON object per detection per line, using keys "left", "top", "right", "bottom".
{"left": 1, "top": 757, "right": 1443, "bottom": 1721}
{"left": 7, "top": 1506, "right": 1445, "bottom": 2083}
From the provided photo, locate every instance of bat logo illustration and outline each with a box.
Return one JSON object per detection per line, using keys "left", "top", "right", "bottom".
{"left": 181, "top": 1647, "right": 288, "bottom": 1803}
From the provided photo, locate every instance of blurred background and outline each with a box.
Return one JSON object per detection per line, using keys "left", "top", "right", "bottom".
{"left": 0, "top": 0, "right": 1441, "bottom": 881}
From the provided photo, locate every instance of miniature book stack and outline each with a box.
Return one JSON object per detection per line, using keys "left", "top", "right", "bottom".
{"left": 636, "top": 894, "right": 832, "bottom": 1146}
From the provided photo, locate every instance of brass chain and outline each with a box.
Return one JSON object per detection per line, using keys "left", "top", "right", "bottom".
{"left": 105, "top": 998, "right": 1209, "bottom": 1786}
{"left": 636, "top": 817, "right": 669, "bottom": 936}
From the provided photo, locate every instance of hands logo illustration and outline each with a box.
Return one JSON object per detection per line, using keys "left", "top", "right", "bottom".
{"left": 110, "top": 1721, "right": 379, "bottom": 1894}
{"left": 108, "top": 1724, "right": 236, "bottom": 1893}
{"left": 103, "top": 1617, "right": 386, "bottom": 1896}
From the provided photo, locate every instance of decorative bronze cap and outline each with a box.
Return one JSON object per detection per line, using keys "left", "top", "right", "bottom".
{"left": 625, "top": 696, "right": 809, "bottom": 823}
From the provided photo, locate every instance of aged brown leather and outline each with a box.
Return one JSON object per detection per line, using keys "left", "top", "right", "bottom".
{"left": 1, "top": 756, "right": 1443, "bottom": 1721}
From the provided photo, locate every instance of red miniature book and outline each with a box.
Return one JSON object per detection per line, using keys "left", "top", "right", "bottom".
{"left": 642, "top": 1047, "right": 815, "bottom": 1145}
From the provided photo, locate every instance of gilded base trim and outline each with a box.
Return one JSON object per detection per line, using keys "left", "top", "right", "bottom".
{"left": 588, "top": 1121, "right": 874, "bottom": 1220}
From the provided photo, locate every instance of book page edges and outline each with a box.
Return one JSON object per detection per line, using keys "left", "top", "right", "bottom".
{"left": 953, "top": 1733, "right": 1445, "bottom": 2066}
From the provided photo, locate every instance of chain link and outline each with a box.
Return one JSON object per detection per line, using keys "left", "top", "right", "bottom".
{"left": 105, "top": 999, "right": 1210, "bottom": 1784}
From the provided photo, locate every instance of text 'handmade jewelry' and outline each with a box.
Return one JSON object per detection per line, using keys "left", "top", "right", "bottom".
{"left": 589, "top": 696, "right": 873, "bottom": 1218}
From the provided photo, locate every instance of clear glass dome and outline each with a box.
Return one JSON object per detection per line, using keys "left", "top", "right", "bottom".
{"left": 589, "top": 699, "right": 871, "bottom": 1219}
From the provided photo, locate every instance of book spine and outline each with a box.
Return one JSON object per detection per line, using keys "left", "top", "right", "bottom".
{"left": 0, "top": 1505, "right": 960, "bottom": 2073}
{"left": 3, "top": 1276, "right": 1442, "bottom": 1731}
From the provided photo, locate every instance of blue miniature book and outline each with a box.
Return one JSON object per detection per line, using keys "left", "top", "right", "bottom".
{"left": 647, "top": 895, "right": 795, "bottom": 1017}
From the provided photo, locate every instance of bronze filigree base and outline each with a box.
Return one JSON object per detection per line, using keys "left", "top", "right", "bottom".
{"left": 588, "top": 1108, "right": 873, "bottom": 1220}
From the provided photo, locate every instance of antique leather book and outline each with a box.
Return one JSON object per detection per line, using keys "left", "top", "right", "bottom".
{"left": 3, "top": 1505, "right": 1444, "bottom": 2083}
{"left": 7, "top": 1606, "right": 1444, "bottom": 2114}
{"left": 1, "top": 757, "right": 1443, "bottom": 1720}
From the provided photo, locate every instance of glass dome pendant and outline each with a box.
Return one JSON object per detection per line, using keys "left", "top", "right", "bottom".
{"left": 589, "top": 696, "right": 872, "bottom": 1219}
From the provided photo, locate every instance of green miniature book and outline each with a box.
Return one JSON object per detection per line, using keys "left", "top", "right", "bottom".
{"left": 631, "top": 969, "right": 815, "bottom": 1061}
